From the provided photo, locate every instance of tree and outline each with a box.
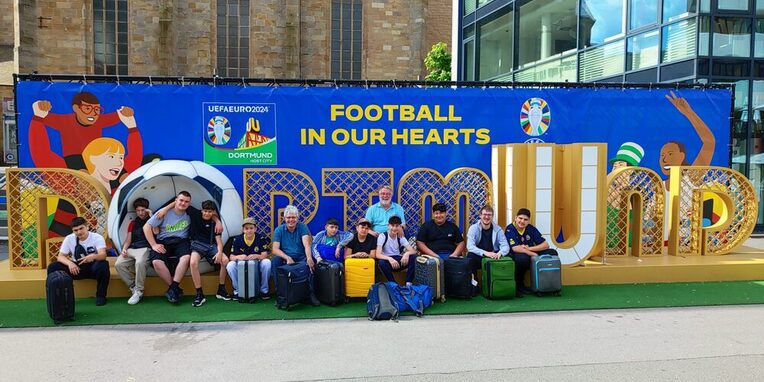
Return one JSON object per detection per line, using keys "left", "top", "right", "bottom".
{"left": 424, "top": 42, "right": 451, "bottom": 81}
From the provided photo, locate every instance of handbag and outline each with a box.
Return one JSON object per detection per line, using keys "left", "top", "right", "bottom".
{"left": 191, "top": 240, "right": 217, "bottom": 257}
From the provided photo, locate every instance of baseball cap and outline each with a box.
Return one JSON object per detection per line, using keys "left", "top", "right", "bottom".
{"left": 242, "top": 217, "right": 256, "bottom": 227}
{"left": 357, "top": 218, "right": 372, "bottom": 227}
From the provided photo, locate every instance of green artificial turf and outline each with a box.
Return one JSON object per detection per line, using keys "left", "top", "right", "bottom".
{"left": 3, "top": 281, "right": 764, "bottom": 328}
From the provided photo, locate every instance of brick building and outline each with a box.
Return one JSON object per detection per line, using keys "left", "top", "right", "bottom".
{"left": 0, "top": 1, "right": 451, "bottom": 165}
{"left": 12, "top": 0, "right": 451, "bottom": 80}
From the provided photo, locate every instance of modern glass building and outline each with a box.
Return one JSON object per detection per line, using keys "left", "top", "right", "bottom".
{"left": 455, "top": 0, "right": 764, "bottom": 230}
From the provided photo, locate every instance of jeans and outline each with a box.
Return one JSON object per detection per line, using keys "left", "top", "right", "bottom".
{"left": 377, "top": 254, "right": 417, "bottom": 283}
{"left": 47, "top": 260, "right": 110, "bottom": 298}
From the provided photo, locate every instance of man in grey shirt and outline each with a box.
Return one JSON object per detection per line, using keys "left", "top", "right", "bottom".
{"left": 145, "top": 190, "right": 193, "bottom": 304}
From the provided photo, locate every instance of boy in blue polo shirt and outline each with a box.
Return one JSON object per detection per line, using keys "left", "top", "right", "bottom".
{"left": 504, "top": 208, "right": 558, "bottom": 296}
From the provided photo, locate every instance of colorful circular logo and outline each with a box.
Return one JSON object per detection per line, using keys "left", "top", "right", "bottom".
{"left": 207, "top": 116, "right": 231, "bottom": 145}
{"left": 524, "top": 137, "right": 546, "bottom": 144}
{"left": 520, "top": 97, "right": 551, "bottom": 136}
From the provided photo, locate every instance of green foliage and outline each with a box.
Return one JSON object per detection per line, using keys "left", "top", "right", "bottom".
{"left": 424, "top": 42, "right": 452, "bottom": 81}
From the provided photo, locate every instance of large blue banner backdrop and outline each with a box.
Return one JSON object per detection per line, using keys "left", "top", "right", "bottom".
{"left": 15, "top": 81, "right": 732, "bottom": 233}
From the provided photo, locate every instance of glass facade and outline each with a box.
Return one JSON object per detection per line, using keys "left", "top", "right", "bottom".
{"left": 458, "top": 0, "right": 764, "bottom": 230}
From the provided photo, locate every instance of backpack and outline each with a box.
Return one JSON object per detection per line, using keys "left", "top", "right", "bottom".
{"left": 367, "top": 282, "right": 400, "bottom": 321}
{"left": 391, "top": 282, "right": 433, "bottom": 317}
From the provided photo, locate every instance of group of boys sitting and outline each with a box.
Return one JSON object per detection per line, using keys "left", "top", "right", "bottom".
{"left": 47, "top": 191, "right": 556, "bottom": 308}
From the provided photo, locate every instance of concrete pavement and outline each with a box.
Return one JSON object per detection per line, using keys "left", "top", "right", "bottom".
{"left": 2, "top": 305, "right": 764, "bottom": 381}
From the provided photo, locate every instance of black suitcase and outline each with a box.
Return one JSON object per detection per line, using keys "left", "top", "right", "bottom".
{"left": 314, "top": 260, "right": 345, "bottom": 306}
{"left": 46, "top": 270, "right": 75, "bottom": 323}
{"left": 444, "top": 256, "right": 473, "bottom": 299}
{"left": 276, "top": 263, "right": 311, "bottom": 310}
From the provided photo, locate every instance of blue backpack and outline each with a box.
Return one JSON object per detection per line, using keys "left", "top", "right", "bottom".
{"left": 389, "top": 282, "right": 433, "bottom": 317}
{"left": 367, "top": 282, "right": 400, "bottom": 321}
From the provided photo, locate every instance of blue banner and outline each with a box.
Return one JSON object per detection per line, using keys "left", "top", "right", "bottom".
{"left": 16, "top": 81, "right": 732, "bottom": 231}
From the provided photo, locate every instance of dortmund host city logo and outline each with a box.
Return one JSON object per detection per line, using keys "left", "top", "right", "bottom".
{"left": 520, "top": 97, "right": 550, "bottom": 143}
{"left": 202, "top": 103, "right": 277, "bottom": 165}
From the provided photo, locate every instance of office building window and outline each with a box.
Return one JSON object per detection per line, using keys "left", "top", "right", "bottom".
{"left": 662, "top": 19, "right": 697, "bottom": 63}
{"left": 479, "top": 10, "right": 513, "bottom": 80}
{"left": 579, "top": 40, "right": 625, "bottom": 81}
{"left": 713, "top": 17, "right": 751, "bottom": 57}
{"left": 93, "top": 0, "right": 128, "bottom": 75}
{"left": 756, "top": 20, "right": 764, "bottom": 57}
{"left": 629, "top": 0, "right": 658, "bottom": 30}
{"left": 579, "top": 0, "right": 624, "bottom": 47}
{"left": 663, "top": 0, "right": 697, "bottom": 23}
{"left": 331, "top": 0, "right": 362, "bottom": 80}
{"left": 217, "top": 0, "right": 250, "bottom": 77}
{"left": 518, "top": 0, "right": 576, "bottom": 67}
{"left": 627, "top": 30, "right": 659, "bottom": 71}
{"left": 514, "top": 53, "right": 576, "bottom": 82}
{"left": 699, "top": 16, "right": 710, "bottom": 55}
{"left": 464, "top": 0, "right": 477, "bottom": 15}
{"left": 719, "top": 0, "right": 749, "bottom": 11}
{"left": 464, "top": 25, "right": 475, "bottom": 81}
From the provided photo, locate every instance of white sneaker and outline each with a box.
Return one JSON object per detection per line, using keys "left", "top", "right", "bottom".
{"left": 127, "top": 290, "right": 143, "bottom": 305}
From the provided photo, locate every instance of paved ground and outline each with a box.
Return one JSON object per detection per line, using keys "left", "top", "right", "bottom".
{"left": 1, "top": 239, "right": 763, "bottom": 381}
{"left": 1, "top": 305, "right": 763, "bottom": 381}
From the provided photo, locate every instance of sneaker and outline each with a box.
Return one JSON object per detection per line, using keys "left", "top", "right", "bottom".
{"left": 127, "top": 290, "right": 143, "bottom": 305}
{"left": 192, "top": 294, "right": 207, "bottom": 307}
{"left": 514, "top": 290, "right": 524, "bottom": 299}
{"left": 95, "top": 296, "right": 107, "bottom": 306}
{"left": 260, "top": 293, "right": 271, "bottom": 301}
{"left": 176, "top": 287, "right": 184, "bottom": 300}
{"left": 166, "top": 287, "right": 178, "bottom": 304}
{"left": 216, "top": 288, "right": 232, "bottom": 301}
{"left": 519, "top": 287, "right": 533, "bottom": 295}
{"left": 308, "top": 293, "right": 321, "bottom": 306}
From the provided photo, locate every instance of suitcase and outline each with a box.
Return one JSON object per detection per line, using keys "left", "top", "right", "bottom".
{"left": 530, "top": 253, "right": 562, "bottom": 296}
{"left": 46, "top": 270, "right": 75, "bottom": 323}
{"left": 276, "top": 263, "right": 311, "bottom": 310}
{"left": 315, "top": 260, "right": 344, "bottom": 306}
{"left": 444, "top": 256, "right": 473, "bottom": 299}
{"left": 481, "top": 257, "right": 515, "bottom": 299}
{"left": 415, "top": 254, "right": 445, "bottom": 302}
{"left": 237, "top": 260, "right": 260, "bottom": 303}
{"left": 345, "top": 258, "right": 375, "bottom": 298}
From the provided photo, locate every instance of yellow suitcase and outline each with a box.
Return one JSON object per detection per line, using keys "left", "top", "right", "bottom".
{"left": 344, "top": 258, "right": 376, "bottom": 298}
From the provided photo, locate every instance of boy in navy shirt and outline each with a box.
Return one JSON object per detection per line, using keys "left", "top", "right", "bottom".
{"left": 504, "top": 208, "right": 558, "bottom": 296}
{"left": 226, "top": 217, "right": 272, "bottom": 300}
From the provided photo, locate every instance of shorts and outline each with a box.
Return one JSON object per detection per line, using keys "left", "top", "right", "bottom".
{"left": 149, "top": 237, "right": 191, "bottom": 273}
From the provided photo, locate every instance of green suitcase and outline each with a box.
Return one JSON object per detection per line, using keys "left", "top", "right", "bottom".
{"left": 481, "top": 257, "right": 515, "bottom": 299}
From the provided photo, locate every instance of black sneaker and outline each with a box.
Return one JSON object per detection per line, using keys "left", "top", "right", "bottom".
{"left": 308, "top": 293, "right": 321, "bottom": 306}
{"left": 216, "top": 288, "right": 232, "bottom": 301}
{"left": 192, "top": 294, "right": 206, "bottom": 307}
{"left": 514, "top": 290, "right": 524, "bottom": 298}
{"left": 95, "top": 296, "right": 107, "bottom": 306}
{"left": 166, "top": 287, "right": 178, "bottom": 303}
{"left": 176, "top": 287, "right": 184, "bottom": 301}
{"left": 260, "top": 293, "right": 271, "bottom": 301}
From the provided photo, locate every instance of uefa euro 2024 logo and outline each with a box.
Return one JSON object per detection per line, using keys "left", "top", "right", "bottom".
{"left": 520, "top": 97, "right": 550, "bottom": 143}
